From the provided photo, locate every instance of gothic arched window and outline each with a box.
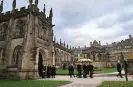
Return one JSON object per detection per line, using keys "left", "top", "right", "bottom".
{"left": 12, "top": 20, "right": 25, "bottom": 39}
{"left": 12, "top": 46, "right": 22, "bottom": 68}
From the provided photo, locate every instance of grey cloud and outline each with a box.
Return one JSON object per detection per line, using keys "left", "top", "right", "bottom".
{"left": 102, "top": 32, "right": 125, "bottom": 40}
{"left": 121, "top": 21, "right": 133, "bottom": 31}
{"left": 97, "top": 4, "right": 133, "bottom": 29}
{"left": 97, "top": 12, "right": 133, "bottom": 29}
{"left": 98, "top": 19, "right": 118, "bottom": 29}
{"left": 51, "top": 0, "right": 133, "bottom": 30}
{"left": 118, "top": 13, "right": 133, "bottom": 23}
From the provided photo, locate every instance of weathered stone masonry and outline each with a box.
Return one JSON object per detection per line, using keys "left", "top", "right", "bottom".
{"left": 0, "top": 0, "right": 54, "bottom": 79}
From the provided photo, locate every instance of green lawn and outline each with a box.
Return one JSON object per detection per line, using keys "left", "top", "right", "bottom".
{"left": 56, "top": 69, "right": 78, "bottom": 75}
{"left": 98, "top": 81, "right": 133, "bottom": 87}
{"left": 0, "top": 80, "right": 71, "bottom": 87}
{"left": 94, "top": 68, "right": 116, "bottom": 74}
{"left": 56, "top": 68, "right": 116, "bottom": 75}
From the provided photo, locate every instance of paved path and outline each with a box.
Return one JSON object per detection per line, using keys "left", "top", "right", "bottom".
{"left": 94, "top": 70, "right": 125, "bottom": 77}
{"left": 39, "top": 72, "right": 133, "bottom": 87}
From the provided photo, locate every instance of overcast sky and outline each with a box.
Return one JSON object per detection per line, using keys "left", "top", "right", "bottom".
{"left": 2, "top": 0, "right": 133, "bottom": 47}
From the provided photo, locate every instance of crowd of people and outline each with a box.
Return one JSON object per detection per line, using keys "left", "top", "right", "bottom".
{"left": 42, "top": 63, "right": 94, "bottom": 79}
{"left": 42, "top": 60, "right": 126, "bottom": 79}
{"left": 68, "top": 63, "right": 94, "bottom": 78}
{"left": 42, "top": 64, "right": 56, "bottom": 78}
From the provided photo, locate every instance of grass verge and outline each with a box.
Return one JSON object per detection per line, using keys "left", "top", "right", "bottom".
{"left": 0, "top": 80, "right": 72, "bottom": 87}
{"left": 98, "top": 81, "right": 133, "bottom": 87}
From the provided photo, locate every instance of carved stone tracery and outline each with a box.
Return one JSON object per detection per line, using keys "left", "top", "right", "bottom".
{"left": 0, "top": 23, "right": 8, "bottom": 41}
{"left": 38, "top": 20, "right": 49, "bottom": 42}
{"left": 12, "top": 19, "right": 25, "bottom": 39}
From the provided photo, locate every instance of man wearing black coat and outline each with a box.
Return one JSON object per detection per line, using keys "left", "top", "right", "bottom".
{"left": 87, "top": 64, "right": 89, "bottom": 75}
{"left": 42, "top": 65, "right": 46, "bottom": 78}
{"left": 82, "top": 64, "right": 87, "bottom": 78}
{"left": 117, "top": 60, "right": 123, "bottom": 78}
{"left": 47, "top": 64, "right": 51, "bottom": 78}
{"left": 51, "top": 65, "right": 56, "bottom": 78}
{"left": 77, "top": 63, "right": 82, "bottom": 78}
{"left": 68, "top": 64, "right": 75, "bottom": 78}
{"left": 88, "top": 62, "right": 94, "bottom": 78}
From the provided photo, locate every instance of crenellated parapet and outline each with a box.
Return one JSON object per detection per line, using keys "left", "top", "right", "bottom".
{"left": 54, "top": 41, "right": 72, "bottom": 53}
{"left": 0, "top": 6, "right": 29, "bottom": 23}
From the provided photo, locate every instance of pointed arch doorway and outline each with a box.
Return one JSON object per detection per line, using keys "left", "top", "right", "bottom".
{"left": 38, "top": 52, "right": 43, "bottom": 77}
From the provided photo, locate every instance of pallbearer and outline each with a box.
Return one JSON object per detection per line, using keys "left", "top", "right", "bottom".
{"left": 88, "top": 62, "right": 94, "bottom": 78}
{"left": 47, "top": 64, "right": 51, "bottom": 78}
{"left": 68, "top": 64, "right": 75, "bottom": 78}
{"left": 51, "top": 65, "right": 56, "bottom": 78}
{"left": 77, "top": 63, "right": 82, "bottom": 78}
{"left": 82, "top": 63, "right": 87, "bottom": 78}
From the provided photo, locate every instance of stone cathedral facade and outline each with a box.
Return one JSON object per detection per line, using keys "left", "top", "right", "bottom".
{"left": 0, "top": 0, "right": 55, "bottom": 79}
{"left": 53, "top": 39, "right": 74, "bottom": 69}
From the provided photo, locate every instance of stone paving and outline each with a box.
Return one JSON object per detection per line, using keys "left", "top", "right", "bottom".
{"left": 39, "top": 72, "right": 133, "bottom": 87}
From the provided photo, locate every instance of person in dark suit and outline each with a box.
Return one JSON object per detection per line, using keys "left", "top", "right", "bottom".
{"left": 51, "top": 65, "right": 56, "bottom": 78}
{"left": 68, "top": 64, "right": 75, "bottom": 78}
{"left": 88, "top": 62, "right": 94, "bottom": 78}
{"left": 47, "top": 64, "right": 51, "bottom": 78}
{"left": 82, "top": 64, "right": 87, "bottom": 78}
{"left": 42, "top": 65, "right": 46, "bottom": 78}
{"left": 77, "top": 63, "right": 82, "bottom": 78}
{"left": 117, "top": 60, "right": 123, "bottom": 78}
{"left": 87, "top": 64, "right": 89, "bottom": 75}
